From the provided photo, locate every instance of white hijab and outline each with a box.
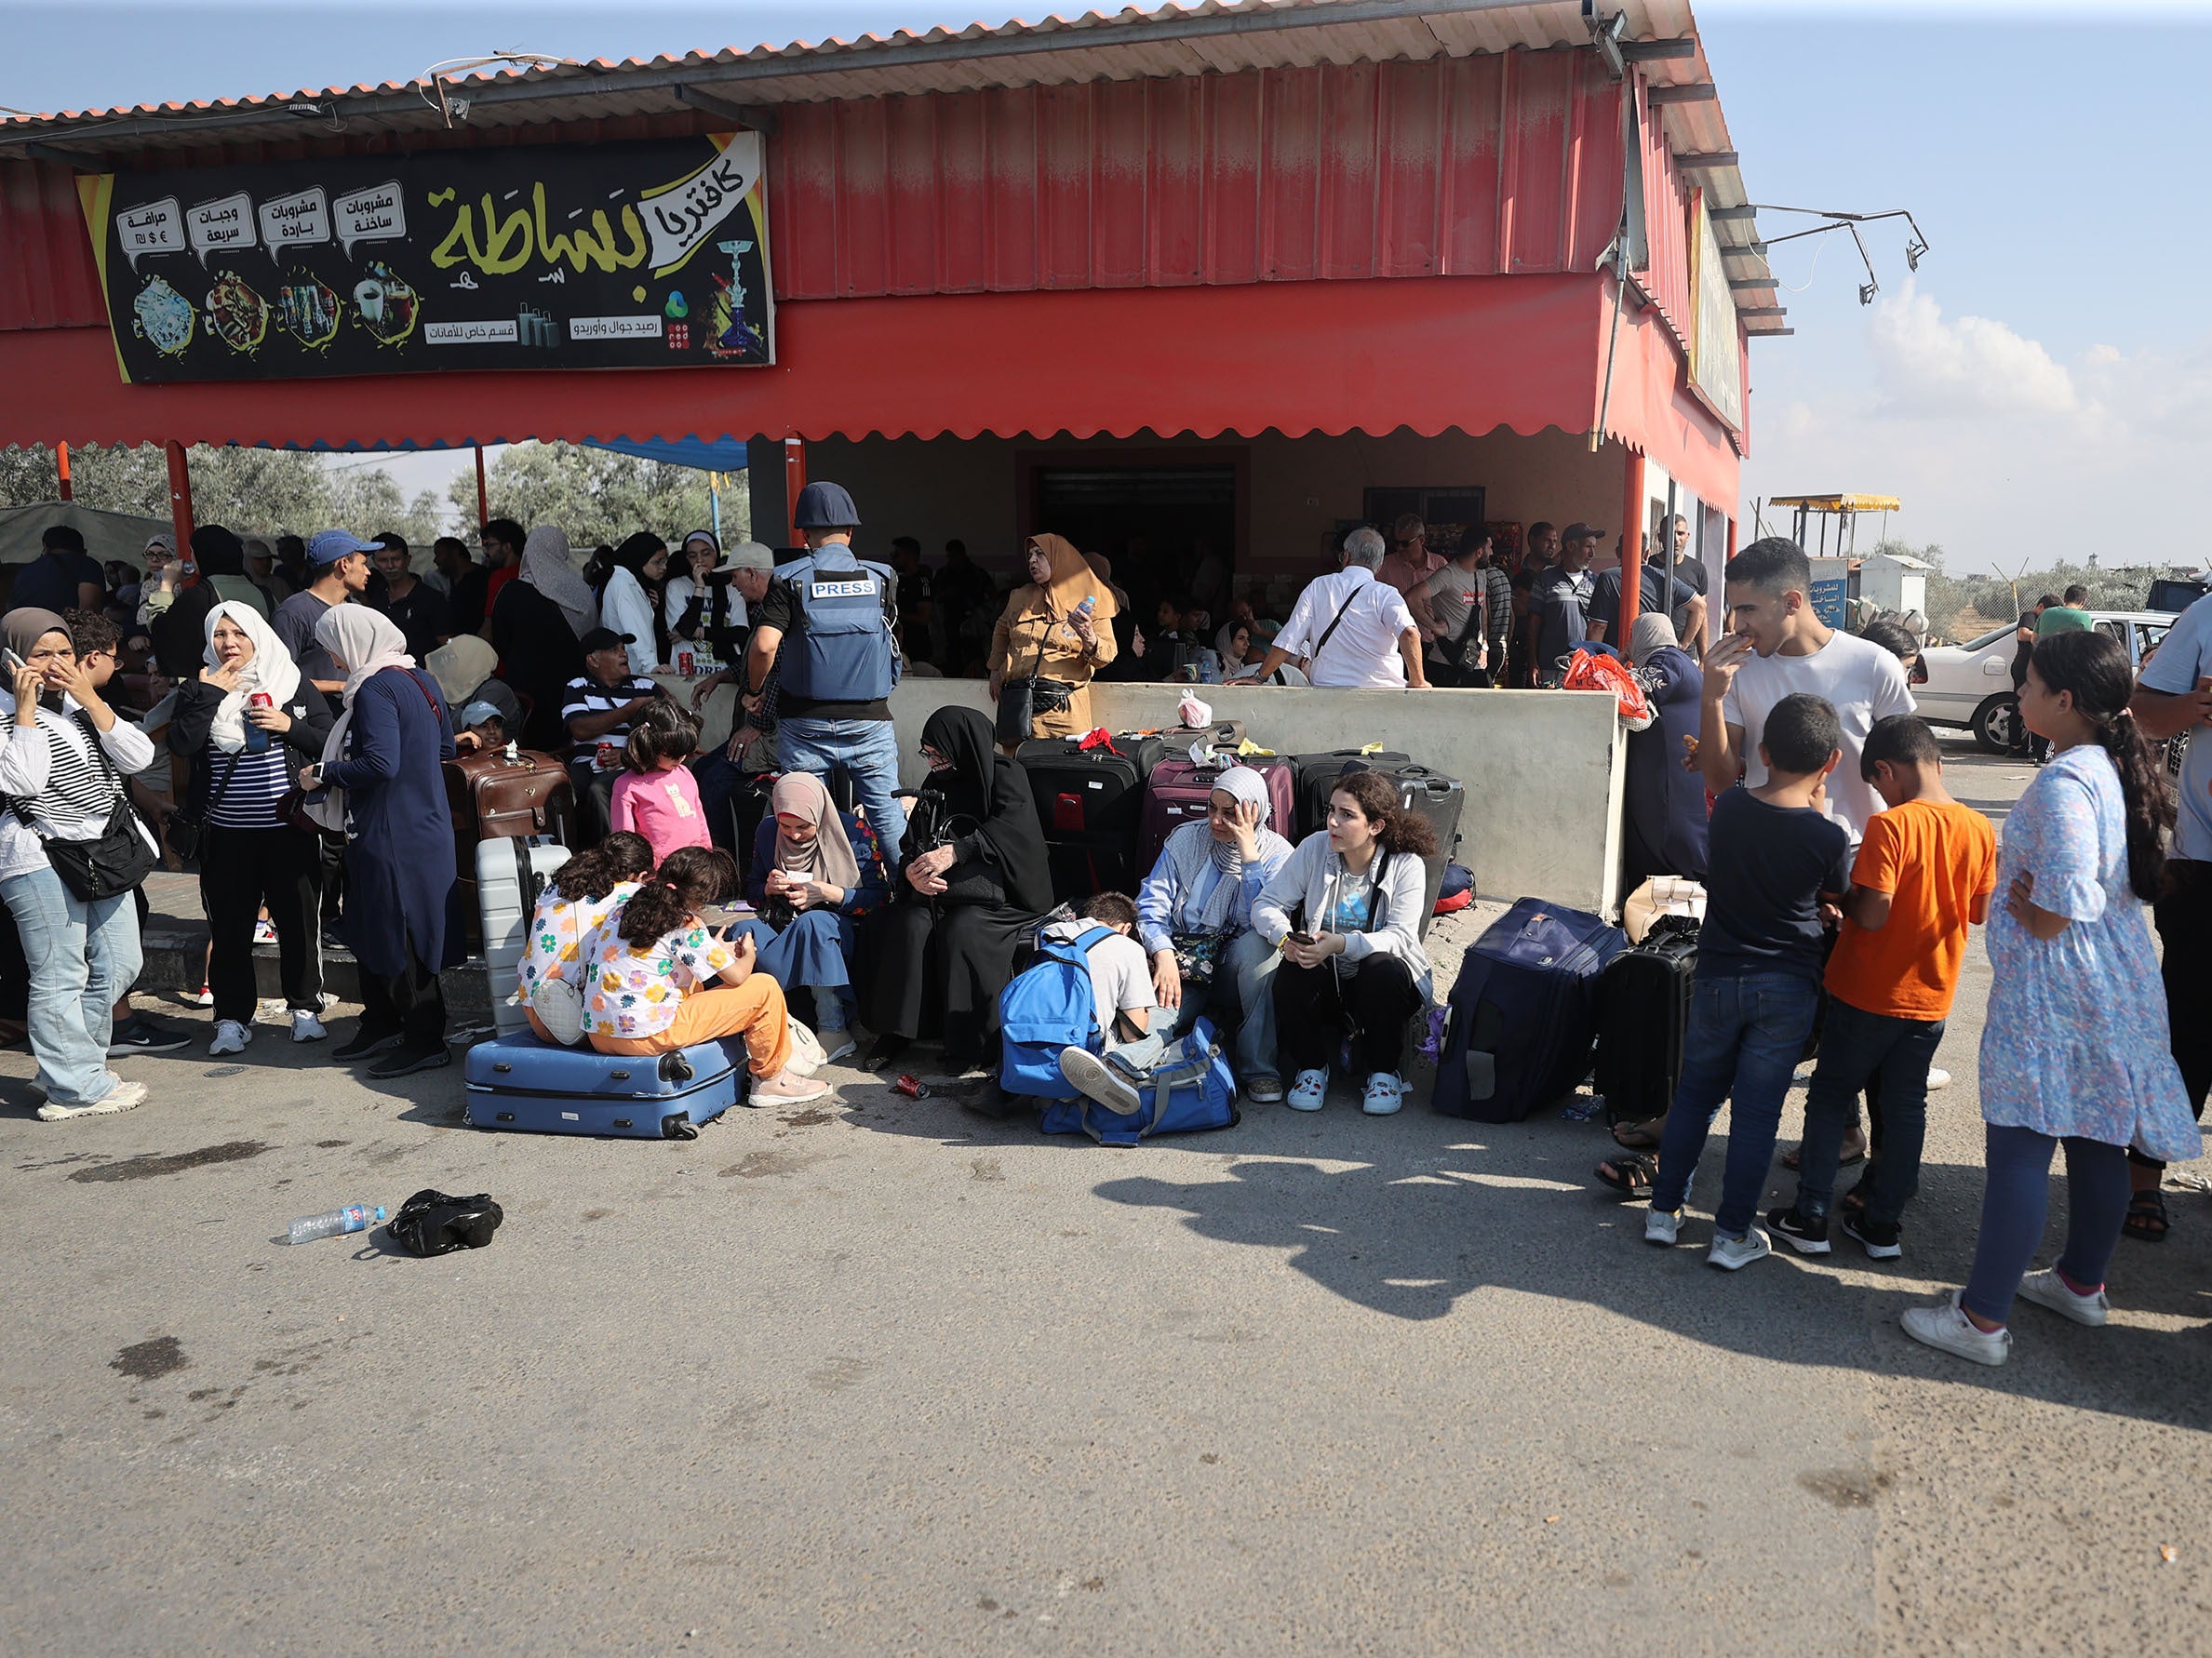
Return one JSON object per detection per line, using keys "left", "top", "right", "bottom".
{"left": 201, "top": 600, "right": 301, "bottom": 754}
{"left": 306, "top": 606, "right": 418, "bottom": 832}
{"left": 521, "top": 526, "right": 597, "bottom": 639}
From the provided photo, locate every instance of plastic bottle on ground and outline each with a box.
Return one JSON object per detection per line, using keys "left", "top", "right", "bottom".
{"left": 288, "top": 1204, "right": 387, "bottom": 1245}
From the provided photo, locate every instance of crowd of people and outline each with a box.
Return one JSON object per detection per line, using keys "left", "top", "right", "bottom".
{"left": 5, "top": 495, "right": 2208, "bottom": 1375}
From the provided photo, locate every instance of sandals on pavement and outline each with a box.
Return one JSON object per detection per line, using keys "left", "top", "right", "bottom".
{"left": 2124, "top": 1190, "right": 2171, "bottom": 1243}
{"left": 1610, "top": 1117, "right": 1664, "bottom": 1152}
{"left": 1780, "top": 1141, "right": 1866, "bottom": 1173}
{"left": 1593, "top": 1153, "right": 1656, "bottom": 1201}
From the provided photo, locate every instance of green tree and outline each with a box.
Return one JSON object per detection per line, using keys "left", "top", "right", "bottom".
{"left": 0, "top": 443, "right": 168, "bottom": 516}
{"left": 183, "top": 447, "right": 333, "bottom": 537}
{"left": 448, "top": 441, "right": 744, "bottom": 548}
{"left": 328, "top": 468, "right": 448, "bottom": 550}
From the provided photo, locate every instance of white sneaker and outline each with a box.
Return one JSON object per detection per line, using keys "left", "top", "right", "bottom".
{"left": 289, "top": 1010, "right": 327, "bottom": 1043}
{"left": 1926, "top": 1066, "right": 1951, "bottom": 1090}
{"left": 253, "top": 919, "right": 278, "bottom": 945}
{"left": 1285, "top": 1068, "right": 1328, "bottom": 1111}
{"left": 208, "top": 1019, "right": 252, "bottom": 1056}
{"left": 37, "top": 1079, "right": 148, "bottom": 1122}
{"left": 1361, "top": 1072, "right": 1405, "bottom": 1115}
{"left": 1645, "top": 1206, "right": 1682, "bottom": 1247}
{"left": 1060, "top": 1047, "right": 1141, "bottom": 1115}
{"left": 2017, "top": 1267, "right": 2110, "bottom": 1328}
{"left": 1901, "top": 1297, "right": 2011, "bottom": 1366}
{"left": 1707, "top": 1228, "right": 1772, "bottom": 1271}
{"left": 819, "top": 1031, "right": 856, "bottom": 1065}
{"left": 184, "top": 983, "right": 213, "bottom": 1008}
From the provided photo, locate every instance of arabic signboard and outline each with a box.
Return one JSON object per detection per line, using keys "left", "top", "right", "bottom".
{"left": 1686, "top": 191, "right": 1744, "bottom": 435}
{"left": 77, "top": 132, "right": 773, "bottom": 383}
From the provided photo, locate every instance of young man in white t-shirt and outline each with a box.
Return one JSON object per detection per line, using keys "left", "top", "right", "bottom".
{"left": 1697, "top": 536, "right": 1916, "bottom": 846}
{"left": 1050, "top": 891, "right": 1173, "bottom": 1114}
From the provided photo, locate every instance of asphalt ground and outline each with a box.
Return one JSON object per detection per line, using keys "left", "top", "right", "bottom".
{"left": 2, "top": 738, "right": 2206, "bottom": 1655}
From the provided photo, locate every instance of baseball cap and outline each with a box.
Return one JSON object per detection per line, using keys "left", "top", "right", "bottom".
{"left": 792, "top": 480, "right": 860, "bottom": 530}
{"left": 579, "top": 627, "right": 636, "bottom": 654}
{"left": 717, "top": 541, "right": 776, "bottom": 573}
{"left": 457, "top": 700, "right": 504, "bottom": 729}
{"left": 1562, "top": 522, "right": 1606, "bottom": 543}
{"left": 307, "top": 528, "right": 380, "bottom": 567}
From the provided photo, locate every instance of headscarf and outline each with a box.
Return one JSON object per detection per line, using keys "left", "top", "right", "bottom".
{"left": 1084, "top": 553, "right": 1131, "bottom": 609}
{"left": 3, "top": 607, "right": 71, "bottom": 664}
{"left": 308, "top": 605, "right": 420, "bottom": 834}
{"left": 681, "top": 528, "right": 719, "bottom": 556}
{"left": 189, "top": 524, "right": 245, "bottom": 578}
{"left": 143, "top": 534, "right": 174, "bottom": 561}
{"left": 426, "top": 633, "right": 497, "bottom": 707}
{"left": 520, "top": 526, "right": 597, "bottom": 638}
{"left": 770, "top": 771, "right": 863, "bottom": 893}
{"left": 1629, "top": 612, "right": 1679, "bottom": 669}
{"left": 1160, "top": 765, "right": 1294, "bottom": 935}
{"left": 1024, "top": 534, "right": 1115, "bottom": 620}
{"left": 918, "top": 704, "right": 1053, "bottom": 914}
{"left": 200, "top": 599, "right": 301, "bottom": 753}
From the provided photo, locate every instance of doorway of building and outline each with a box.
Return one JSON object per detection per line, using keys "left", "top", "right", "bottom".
{"left": 1030, "top": 461, "right": 1239, "bottom": 624}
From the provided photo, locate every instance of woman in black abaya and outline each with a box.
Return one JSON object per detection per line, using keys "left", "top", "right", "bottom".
{"left": 864, "top": 705, "right": 1053, "bottom": 1073}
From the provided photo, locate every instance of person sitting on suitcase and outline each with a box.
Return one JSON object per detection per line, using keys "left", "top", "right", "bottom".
{"left": 721, "top": 772, "right": 891, "bottom": 1068}
{"left": 578, "top": 846, "right": 828, "bottom": 1105}
{"left": 610, "top": 702, "right": 712, "bottom": 866}
{"left": 1253, "top": 769, "right": 1437, "bottom": 1116}
{"left": 1642, "top": 693, "right": 1853, "bottom": 1269}
{"left": 516, "top": 831, "right": 654, "bottom": 1048}
{"left": 1134, "top": 766, "right": 1295, "bottom": 1103}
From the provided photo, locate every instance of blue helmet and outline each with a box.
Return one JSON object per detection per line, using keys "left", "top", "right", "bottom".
{"left": 792, "top": 480, "right": 860, "bottom": 530}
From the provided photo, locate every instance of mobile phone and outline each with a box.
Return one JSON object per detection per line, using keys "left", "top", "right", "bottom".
{"left": 0, "top": 648, "right": 24, "bottom": 677}
{"left": 1287, "top": 929, "right": 1314, "bottom": 947}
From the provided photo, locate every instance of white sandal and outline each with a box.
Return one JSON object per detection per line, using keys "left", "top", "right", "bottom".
{"left": 1285, "top": 1068, "right": 1328, "bottom": 1111}
{"left": 1361, "top": 1073, "right": 1405, "bottom": 1116}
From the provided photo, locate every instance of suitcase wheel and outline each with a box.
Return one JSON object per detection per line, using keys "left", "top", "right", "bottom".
{"left": 658, "top": 1051, "right": 695, "bottom": 1084}
{"left": 663, "top": 1113, "right": 699, "bottom": 1141}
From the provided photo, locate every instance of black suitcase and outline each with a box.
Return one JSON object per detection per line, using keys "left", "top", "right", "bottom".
{"left": 1017, "top": 734, "right": 1170, "bottom": 900}
{"left": 1291, "top": 749, "right": 1411, "bottom": 838}
{"left": 1378, "top": 764, "right": 1467, "bottom": 938}
{"left": 1591, "top": 916, "right": 1699, "bottom": 1125}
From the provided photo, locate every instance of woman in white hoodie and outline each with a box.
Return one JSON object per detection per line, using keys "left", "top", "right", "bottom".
{"left": 595, "top": 532, "right": 669, "bottom": 679}
{"left": 1253, "top": 768, "right": 1436, "bottom": 1116}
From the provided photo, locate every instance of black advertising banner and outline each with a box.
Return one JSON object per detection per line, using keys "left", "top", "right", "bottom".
{"left": 77, "top": 132, "right": 773, "bottom": 383}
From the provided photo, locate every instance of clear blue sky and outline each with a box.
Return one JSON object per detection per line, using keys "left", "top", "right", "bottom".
{"left": 7, "top": 1, "right": 2206, "bottom": 570}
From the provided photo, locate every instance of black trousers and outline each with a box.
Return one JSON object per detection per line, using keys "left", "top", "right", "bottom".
{"left": 357, "top": 933, "right": 448, "bottom": 1051}
{"left": 568, "top": 760, "right": 618, "bottom": 849}
{"left": 201, "top": 824, "right": 324, "bottom": 1023}
{"left": 1272, "top": 952, "right": 1422, "bottom": 1074}
{"left": 2136, "top": 860, "right": 2212, "bottom": 1170}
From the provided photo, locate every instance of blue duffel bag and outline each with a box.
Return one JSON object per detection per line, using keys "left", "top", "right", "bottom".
{"left": 1432, "top": 898, "right": 1627, "bottom": 1122}
{"left": 999, "top": 923, "right": 1115, "bottom": 1103}
{"left": 1040, "top": 1016, "right": 1240, "bottom": 1146}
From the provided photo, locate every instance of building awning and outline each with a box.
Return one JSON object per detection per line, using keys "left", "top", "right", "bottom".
{"left": 0, "top": 268, "right": 1739, "bottom": 507}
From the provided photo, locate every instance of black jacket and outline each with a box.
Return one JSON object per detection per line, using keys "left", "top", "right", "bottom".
{"left": 168, "top": 675, "right": 335, "bottom": 812}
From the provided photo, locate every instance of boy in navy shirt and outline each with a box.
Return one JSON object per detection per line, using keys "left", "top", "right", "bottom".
{"left": 1647, "top": 692, "right": 1853, "bottom": 1268}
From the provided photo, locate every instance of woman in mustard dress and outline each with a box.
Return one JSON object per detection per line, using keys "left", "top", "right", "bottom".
{"left": 986, "top": 533, "right": 1118, "bottom": 750}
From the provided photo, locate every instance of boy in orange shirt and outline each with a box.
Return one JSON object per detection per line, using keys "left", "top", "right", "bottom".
{"left": 1769, "top": 715, "right": 1997, "bottom": 1259}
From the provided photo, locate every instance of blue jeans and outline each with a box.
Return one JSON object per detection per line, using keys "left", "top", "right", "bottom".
{"left": 1963, "top": 1125, "right": 2130, "bottom": 1325}
{"left": 775, "top": 717, "right": 906, "bottom": 867}
{"left": 727, "top": 912, "right": 855, "bottom": 1027}
{"left": 1793, "top": 998, "right": 1945, "bottom": 1226}
{"left": 2, "top": 864, "right": 142, "bottom": 1107}
{"left": 1651, "top": 971, "right": 1823, "bottom": 1237}
{"left": 1160, "top": 928, "right": 1281, "bottom": 1083}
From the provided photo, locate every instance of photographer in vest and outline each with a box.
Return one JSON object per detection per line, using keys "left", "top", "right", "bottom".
{"left": 741, "top": 482, "right": 907, "bottom": 864}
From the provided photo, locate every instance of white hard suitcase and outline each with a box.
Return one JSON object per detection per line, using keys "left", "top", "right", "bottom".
{"left": 476, "top": 835, "right": 571, "bottom": 1036}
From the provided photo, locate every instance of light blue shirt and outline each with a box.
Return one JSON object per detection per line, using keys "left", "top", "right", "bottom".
{"left": 2138, "top": 593, "right": 2212, "bottom": 862}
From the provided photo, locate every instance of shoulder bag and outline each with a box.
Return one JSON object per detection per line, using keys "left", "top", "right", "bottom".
{"left": 994, "top": 622, "right": 1074, "bottom": 748}
{"left": 4, "top": 708, "right": 158, "bottom": 902}
{"left": 165, "top": 745, "right": 245, "bottom": 865}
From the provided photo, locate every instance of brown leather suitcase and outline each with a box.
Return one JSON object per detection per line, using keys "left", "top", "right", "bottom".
{"left": 444, "top": 748, "right": 575, "bottom": 865}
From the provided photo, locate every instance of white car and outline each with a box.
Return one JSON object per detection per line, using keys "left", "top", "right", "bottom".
{"left": 1915, "top": 610, "right": 2175, "bottom": 752}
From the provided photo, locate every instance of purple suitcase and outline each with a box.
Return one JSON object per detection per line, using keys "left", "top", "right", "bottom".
{"left": 1137, "top": 755, "right": 1297, "bottom": 876}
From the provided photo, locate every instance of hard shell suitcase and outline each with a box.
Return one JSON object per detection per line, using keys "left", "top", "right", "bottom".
{"left": 1592, "top": 915, "right": 1698, "bottom": 1126}
{"left": 476, "top": 836, "right": 571, "bottom": 1036}
{"left": 464, "top": 1029, "right": 743, "bottom": 1138}
{"left": 1017, "top": 733, "right": 1169, "bottom": 899}
{"left": 1136, "top": 755, "right": 1297, "bottom": 876}
{"left": 1434, "top": 899, "right": 1627, "bottom": 1122}
{"left": 1379, "top": 765, "right": 1467, "bottom": 938}
{"left": 1291, "top": 749, "right": 1411, "bottom": 837}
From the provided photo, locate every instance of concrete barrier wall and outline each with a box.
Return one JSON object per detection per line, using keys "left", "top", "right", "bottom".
{"left": 671, "top": 676, "right": 1627, "bottom": 914}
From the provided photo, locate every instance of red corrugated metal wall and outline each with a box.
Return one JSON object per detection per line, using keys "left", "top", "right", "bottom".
{"left": 1, "top": 49, "right": 1629, "bottom": 331}
{"left": 1633, "top": 74, "right": 1695, "bottom": 351}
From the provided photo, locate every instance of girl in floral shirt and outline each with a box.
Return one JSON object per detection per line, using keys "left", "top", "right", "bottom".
{"left": 517, "top": 832, "right": 652, "bottom": 1046}
{"left": 578, "top": 845, "right": 827, "bottom": 1103}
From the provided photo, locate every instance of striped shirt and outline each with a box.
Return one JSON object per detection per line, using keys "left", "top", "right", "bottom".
{"left": 203, "top": 743, "right": 293, "bottom": 829}
{"left": 559, "top": 674, "right": 662, "bottom": 759}
{"left": 0, "top": 693, "right": 156, "bottom": 884}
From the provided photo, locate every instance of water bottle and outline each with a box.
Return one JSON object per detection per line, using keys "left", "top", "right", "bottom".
{"left": 288, "top": 1203, "right": 386, "bottom": 1245}
{"left": 1073, "top": 595, "right": 1096, "bottom": 619}
{"left": 245, "top": 691, "right": 271, "bottom": 754}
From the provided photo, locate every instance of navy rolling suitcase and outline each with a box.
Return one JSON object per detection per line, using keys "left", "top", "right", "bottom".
{"left": 1434, "top": 899, "right": 1627, "bottom": 1122}
{"left": 464, "top": 1030, "right": 744, "bottom": 1139}
{"left": 1017, "top": 734, "right": 1169, "bottom": 899}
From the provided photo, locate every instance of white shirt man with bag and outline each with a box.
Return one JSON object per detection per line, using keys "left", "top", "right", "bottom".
{"left": 1253, "top": 528, "right": 1428, "bottom": 690}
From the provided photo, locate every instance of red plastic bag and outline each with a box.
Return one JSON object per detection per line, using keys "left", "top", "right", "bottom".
{"left": 1562, "top": 650, "right": 1652, "bottom": 727}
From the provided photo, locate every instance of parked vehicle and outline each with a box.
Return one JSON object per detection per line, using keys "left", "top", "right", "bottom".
{"left": 1916, "top": 610, "right": 2174, "bottom": 753}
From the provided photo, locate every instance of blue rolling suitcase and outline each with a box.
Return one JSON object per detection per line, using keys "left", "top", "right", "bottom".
{"left": 1433, "top": 899, "right": 1627, "bottom": 1122}
{"left": 463, "top": 1030, "right": 744, "bottom": 1139}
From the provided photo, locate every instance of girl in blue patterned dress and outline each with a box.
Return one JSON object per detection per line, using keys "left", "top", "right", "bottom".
{"left": 1904, "top": 632, "right": 2198, "bottom": 1366}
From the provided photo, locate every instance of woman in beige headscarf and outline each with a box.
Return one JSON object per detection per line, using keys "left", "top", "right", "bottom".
{"left": 986, "top": 533, "right": 1118, "bottom": 750}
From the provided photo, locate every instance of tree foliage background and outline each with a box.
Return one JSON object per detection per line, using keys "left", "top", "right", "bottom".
{"left": 1873, "top": 538, "right": 2182, "bottom": 643}
{"left": 447, "top": 442, "right": 748, "bottom": 549}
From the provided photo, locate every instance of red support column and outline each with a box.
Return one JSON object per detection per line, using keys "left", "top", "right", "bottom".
{"left": 783, "top": 435, "right": 807, "bottom": 549}
{"left": 1619, "top": 447, "right": 1646, "bottom": 639}
{"left": 55, "top": 441, "right": 73, "bottom": 501}
{"left": 165, "top": 440, "right": 195, "bottom": 552}
{"left": 474, "top": 444, "right": 489, "bottom": 529}
{"left": 1726, "top": 515, "right": 1738, "bottom": 561}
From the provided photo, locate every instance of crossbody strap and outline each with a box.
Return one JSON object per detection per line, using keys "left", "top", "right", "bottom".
{"left": 1307, "top": 588, "right": 1361, "bottom": 668}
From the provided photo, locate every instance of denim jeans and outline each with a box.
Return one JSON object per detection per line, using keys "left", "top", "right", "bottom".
{"left": 1160, "top": 927, "right": 1281, "bottom": 1082}
{"left": 1650, "top": 971, "right": 1823, "bottom": 1237}
{"left": 775, "top": 717, "right": 906, "bottom": 866}
{"left": 2, "top": 864, "right": 142, "bottom": 1107}
{"left": 1793, "top": 998, "right": 1945, "bottom": 1226}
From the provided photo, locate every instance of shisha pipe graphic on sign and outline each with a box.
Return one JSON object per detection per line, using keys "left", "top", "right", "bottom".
{"left": 707, "top": 240, "right": 766, "bottom": 360}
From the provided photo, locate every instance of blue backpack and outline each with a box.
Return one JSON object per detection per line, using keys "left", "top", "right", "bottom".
{"left": 998, "top": 925, "right": 1114, "bottom": 1103}
{"left": 1039, "top": 1017, "right": 1240, "bottom": 1146}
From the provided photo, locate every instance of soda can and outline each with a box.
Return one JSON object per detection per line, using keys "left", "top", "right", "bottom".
{"left": 597, "top": 742, "right": 619, "bottom": 771}
{"left": 892, "top": 1074, "right": 932, "bottom": 1100}
{"left": 674, "top": 644, "right": 697, "bottom": 677}
{"left": 248, "top": 692, "right": 272, "bottom": 711}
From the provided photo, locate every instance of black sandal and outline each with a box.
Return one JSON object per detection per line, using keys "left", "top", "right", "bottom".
{"left": 2125, "top": 1190, "right": 2171, "bottom": 1243}
{"left": 1611, "top": 1117, "right": 1664, "bottom": 1151}
{"left": 1593, "top": 1153, "right": 1656, "bottom": 1201}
